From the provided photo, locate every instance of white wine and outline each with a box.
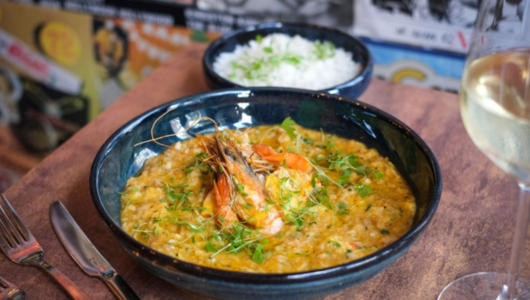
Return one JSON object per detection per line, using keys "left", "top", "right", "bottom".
{"left": 461, "top": 49, "right": 530, "bottom": 183}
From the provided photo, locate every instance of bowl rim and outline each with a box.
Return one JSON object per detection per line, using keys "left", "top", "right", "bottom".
{"left": 90, "top": 87, "right": 442, "bottom": 284}
{"left": 202, "top": 22, "right": 373, "bottom": 94}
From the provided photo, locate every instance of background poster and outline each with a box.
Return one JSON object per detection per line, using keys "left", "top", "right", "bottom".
{"left": 0, "top": 1, "right": 98, "bottom": 151}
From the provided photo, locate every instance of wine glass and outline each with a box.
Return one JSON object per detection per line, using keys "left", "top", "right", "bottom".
{"left": 438, "top": 0, "right": 530, "bottom": 299}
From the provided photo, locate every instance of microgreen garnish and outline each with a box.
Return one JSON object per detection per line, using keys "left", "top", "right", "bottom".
{"left": 280, "top": 117, "right": 297, "bottom": 140}
{"left": 302, "top": 137, "right": 313, "bottom": 145}
{"left": 208, "top": 222, "right": 269, "bottom": 264}
{"left": 265, "top": 199, "right": 276, "bottom": 205}
{"left": 337, "top": 170, "right": 351, "bottom": 187}
{"left": 205, "top": 240, "right": 218, "bottom": 252}
{"left": 252, "top": 243, "right": 265, "bottom": 263}
{"left": 373, "top": 171, "right": 384, "bottom": 180}
{"left": 185, "top": 152, "right": 211, "bottom": 175}
{"left": 329, "top": 240, "right": 341, "bottom": 247}
{"left": 286, "top": 212, "right": 303, "bottom": 227}
{"left": 237, "top": 184, "right": 249, "bottom": 197}
{"left": 163, "top": 183, "right": 193, "bottom": 210}
{"left": 118, "top": 191, "right": 136, "bottom": 208}
{"left": 354, "top": 184, "right": 372, "bottom": 198}
{"left": 308, "top": 185, "right": 332, "bottom": 210}
{"left": 336, "top": 202, "right": 349, "bottom": 215}
{"left": 327, "top": 151, "right": 371, "bottom": 176}
{"left": 132, "top": 223, "right": 161, "bottom": 241}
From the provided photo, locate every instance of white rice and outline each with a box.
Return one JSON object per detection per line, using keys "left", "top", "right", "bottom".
{"left": 213, "top": 33, "right": 360, "bottom": 90}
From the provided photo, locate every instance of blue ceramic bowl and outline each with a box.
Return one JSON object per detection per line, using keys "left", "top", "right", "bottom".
{"left": 90, "top": 88, "right": 441, "bottom": 300}
{"left": 202, "top": 22, "right": 373, "bottom": 99}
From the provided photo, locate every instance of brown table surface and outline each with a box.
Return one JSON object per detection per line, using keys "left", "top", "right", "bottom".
{"left": 3, "top": 43, "right": 526, "bottom": 300}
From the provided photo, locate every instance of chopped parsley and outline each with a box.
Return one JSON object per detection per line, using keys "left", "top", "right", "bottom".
{"left": 314, "top": 41, "right": 336, "bottom": 59}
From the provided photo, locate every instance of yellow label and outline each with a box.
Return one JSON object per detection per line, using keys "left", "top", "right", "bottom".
{"left": 38, "top": 22, "right": 81, "bottom": 66}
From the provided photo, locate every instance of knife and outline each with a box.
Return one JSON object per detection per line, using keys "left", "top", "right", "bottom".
{"left": 50, "top": 201, "right": 140, "bottom": 300}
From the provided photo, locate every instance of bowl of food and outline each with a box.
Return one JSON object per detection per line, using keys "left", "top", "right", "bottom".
{"left": 202, "top": 22, "right": 373, "bottom": 98}
{"left": 90, "top": 88, "right": 441, "bottom": 300}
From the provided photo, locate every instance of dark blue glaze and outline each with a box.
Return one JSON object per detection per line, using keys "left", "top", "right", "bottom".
{"left": 202, "top": 23, "right": 373, "bottom": 99}
{"left": 90, "top": 88, "right": 442, "bottom": 300}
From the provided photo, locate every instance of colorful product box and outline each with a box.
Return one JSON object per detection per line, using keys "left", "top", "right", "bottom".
{"left": 0, "top": 1, "right": 99, "bottom": 152}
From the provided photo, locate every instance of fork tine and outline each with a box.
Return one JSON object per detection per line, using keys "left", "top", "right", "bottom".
{"left": 0, "top": 195, "right": 30, "bottom": 244}
{"left": 0, "top": 224, "right": 13, "bottom": 251}
{"left": 0, "top": 274, "right": 26, "bottom": 300}
{"left": 0, "top": 275, "right": 7, "bottom": 288}
{"left": 0, "top": 203, "right": 18, "bottom": 247}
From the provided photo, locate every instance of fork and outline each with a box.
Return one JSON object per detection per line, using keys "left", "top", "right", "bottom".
{"left": 0, "top": 275, "right": 25, "bottom": 300}
{"left": 0, "top": 195, "right": 91, "bottom": 300}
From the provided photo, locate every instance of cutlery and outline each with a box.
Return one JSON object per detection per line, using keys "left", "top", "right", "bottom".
{"left": 50, "top": 201, "right": 140, "bottom": 300}
{"left": 0, "top": 275, "right": 25, "bottom": 300}
{"left": 0, "top": 194, "right": 91, "bottom": 300}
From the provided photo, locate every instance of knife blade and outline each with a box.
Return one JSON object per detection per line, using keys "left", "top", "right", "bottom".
{"left": 50, "top": 201, "right": 140, "bottom": 300}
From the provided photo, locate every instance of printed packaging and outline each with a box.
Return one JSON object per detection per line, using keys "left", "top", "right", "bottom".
{"left": 0, "top": 1, "right": 219, "bottom": 152}
{"left": 0, "top": 1, "right": 99, "bottom": 152}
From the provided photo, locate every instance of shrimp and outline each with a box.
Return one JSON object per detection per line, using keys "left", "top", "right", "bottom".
{"left": 141, "top": 114, "right": 318, "bottom": 236}
{"left": 251, "top": 144, "right": 312, "bottom": 172}
{"left": 198, "top": 134, "right": 284, "bottom": 235}
{"left": 212, "top": 172, "right": 238, "bottom": 227}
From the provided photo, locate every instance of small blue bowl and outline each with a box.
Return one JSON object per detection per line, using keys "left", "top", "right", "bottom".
{"left": 202, "top": 22, "right": 373, "bottom": 99}
{"left": 90, "top": 88, "right": 441, "bottom": 300}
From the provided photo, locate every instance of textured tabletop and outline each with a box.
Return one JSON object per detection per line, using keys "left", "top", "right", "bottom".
{"left": 3, "top": 43, "right": 524, "bottom": 300}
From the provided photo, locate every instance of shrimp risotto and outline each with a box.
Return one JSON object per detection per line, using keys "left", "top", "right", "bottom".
{"left": 120, "top": 118, "right": 416, "bottom": 273}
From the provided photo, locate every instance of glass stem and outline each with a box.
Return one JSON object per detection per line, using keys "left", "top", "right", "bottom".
{"left": 498, "top": 183, "right": 530, "bottom": 300}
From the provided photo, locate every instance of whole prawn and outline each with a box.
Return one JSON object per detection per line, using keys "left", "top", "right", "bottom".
{"left": 148, "top": 116, "right": 315, "bottom": 236}
{"left": 198, "top": 133, "right": 284, "bottom": 235}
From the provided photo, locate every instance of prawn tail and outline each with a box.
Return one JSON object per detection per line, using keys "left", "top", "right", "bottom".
{"left": 251, "top": 144, "right": 312, "bottom": 172}
{"left": 213, "top": 172, "right": 238, "bottom": 227}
